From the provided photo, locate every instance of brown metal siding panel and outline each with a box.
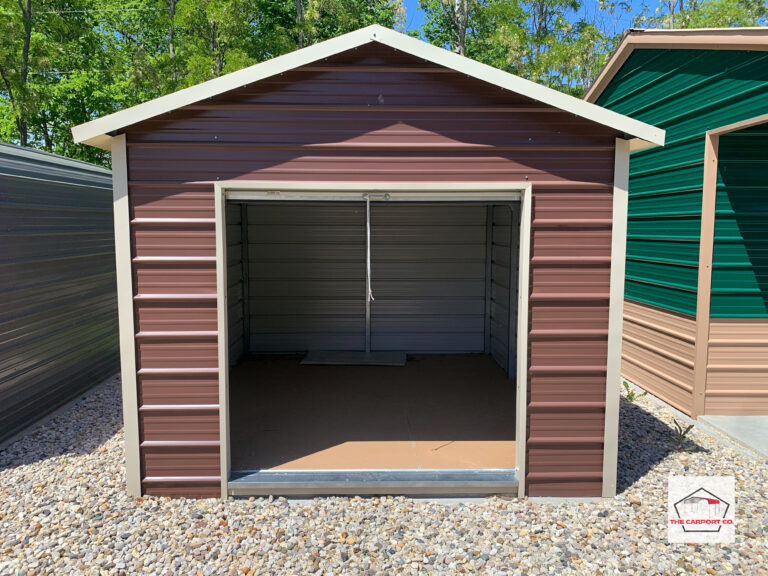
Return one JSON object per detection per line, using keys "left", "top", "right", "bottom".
{"left": 134, "top": 301, "right": 217, "bottom": 332}
{"left": 705, "top": 319, "right": 768, "bottom": 414}
{"left": 142, "top": 482, "right": 221, "bottom": 498}
{"left": 139, "top": 410, "right": 219, "bottom": 442}
{"left": 526, "top": 189, "right": 613, "bottom": 496}
{"left": 141, "top": 445, "right": 220, "bottom": 477}
{"left": 130, "top": 185, "right": 215, "bottom": 219}
{"left": 128, "top": 178, "right": 221, "bottom": 492}
{"left": 621, "top": 299, "right": 696, "bottom": 415}
{"left": 133, "top": 226, "right": 216, "bottom": 257}
{"left": 133, "top": 261, "right": 217, "bottom": 295}
{"left": 123, "top": 43, "right": 621, "bottom": 497}
{"left": 136, "top": 337, "right": 218, "bottom": 370}
{"left": 138, "top": 372, "right": 219, "bottom": 405}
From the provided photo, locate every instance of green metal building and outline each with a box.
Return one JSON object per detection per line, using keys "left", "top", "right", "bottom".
{"left": 586, "top": 28, "right": 768, "bottom": 417}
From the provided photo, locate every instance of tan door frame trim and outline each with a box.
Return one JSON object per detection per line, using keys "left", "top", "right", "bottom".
{"left": 214, "top": 181, "right": 532, "bottom": 500}
{"left": 515, "top": 184, "right": 533, "bottom": 497}
{"left": 111, "top": 134, "right": 142, "bottom": 496}
{"left": 692, "top": 133, "right": 720, "bottom": 418}
{"left": 707, "top": 113, "right": 768, "bottom": 137}
{"left": 692, "top": 114, "right": 768, "bottom": 418}
{"left": 602, "top": 138, "right": 630, "bottom": 497}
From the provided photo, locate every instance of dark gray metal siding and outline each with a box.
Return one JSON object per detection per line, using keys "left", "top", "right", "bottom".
{"left": 0, "top": 143, "right": 117, "bottom": 443}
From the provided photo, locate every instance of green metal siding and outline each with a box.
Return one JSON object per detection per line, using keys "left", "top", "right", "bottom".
{"left": 596, "top": 49, "right": 768, "bottom": 317}
{"left": 712, "top": 124, "right": 768, "bottom": 317}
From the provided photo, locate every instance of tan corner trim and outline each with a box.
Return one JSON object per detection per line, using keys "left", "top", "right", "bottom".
{"left": 214, "top": 184, "right": 231, "bottom": 499}
{"left": 112, "top": 134, "right": 141, "bottom": 497}
{"left": 515, "top": 184, "right": 533, "bottom": 498}
{"left": 602, "top": 138, "right": 630, "bottom": 497}
{"left": 692, "top": 133, "right": 719, "bottom": 418}
{"left": 584, "top": 28, "right": 768, "bottom": 103}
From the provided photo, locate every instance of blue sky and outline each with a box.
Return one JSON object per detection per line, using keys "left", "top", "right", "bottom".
{"left": 403, "top": 0, "right": 426, "bottom": 31}
{"left": 402, "top": 0, "right": 650, "bottom": 34}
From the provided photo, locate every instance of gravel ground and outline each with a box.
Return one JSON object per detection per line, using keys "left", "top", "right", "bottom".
{"left": 0, "top": 376, "right": 766, "bottom": 576}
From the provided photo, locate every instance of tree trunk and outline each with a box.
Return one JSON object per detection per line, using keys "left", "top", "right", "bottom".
{"left": 17, "top": 0, "right": 33, "bottom": 147}
{"left": 296, "top": 0, "right": 304, "bottom": 49}
{"left": 211, "top": 22, "right": 222, "bottom": 76}
{"left": 169, "top": 0, "right": 177, "bottom": 84}
{"left": 456, "top": 0, "right": 467, "bottom": 56}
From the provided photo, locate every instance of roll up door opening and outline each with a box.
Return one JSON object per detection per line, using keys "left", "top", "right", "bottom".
{"left": 224, "top": 197, "right": 521, "bottom": 492}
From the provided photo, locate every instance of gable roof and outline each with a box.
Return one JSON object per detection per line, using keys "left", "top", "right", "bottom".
{"left": 73, "top": 24, "right": 664, "bottom": 150}
{"left": 585, "top": 27, "right": 768, "bottom": 104}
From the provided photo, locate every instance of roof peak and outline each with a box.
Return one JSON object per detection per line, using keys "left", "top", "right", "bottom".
{"left": 585, "top": 27, "right": 768, "bottom": 103}
{"left": 73, "top": 25, "right": 664, "bottom": 150}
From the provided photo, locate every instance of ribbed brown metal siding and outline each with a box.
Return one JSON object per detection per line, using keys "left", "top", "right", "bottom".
{"left": 622, "top": 299, "right": 696, "bottom": 414}
{"left": 0, "top": 143, "right": 118, "bottom": 443}
{"left": 123, "top": 43, "right": 619, "bottom": 497}
{"left": 706, "top": 319, "right": 768, "bottom": 414}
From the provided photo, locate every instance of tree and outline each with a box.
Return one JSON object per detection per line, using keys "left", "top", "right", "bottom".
{"left": 419, "top": 0, "right": 527, "bottom": 70}
{"left": 635, "top": 0, "right": 768, "bottom": 28}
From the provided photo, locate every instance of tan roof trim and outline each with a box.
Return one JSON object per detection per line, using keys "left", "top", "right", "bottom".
{"left": 584, "top": 27, "right": 768, "bottom": 103}
{"left": 73, "top": 24, "right": 664, "bottom": 151}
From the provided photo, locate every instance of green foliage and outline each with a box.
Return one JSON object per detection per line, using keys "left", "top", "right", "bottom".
{"left": 622, "top": 380, "right": 648, "bottom": 403}
{"left": 667, "top": 418, "right": 695, "bottom": 451}
{"left": 635, "top": 0, "right": 768, "bottom": 29}
{"left": 0, "top": 0, "right": 765, "bottom": 166}
{"left": 0, "top": 0, "right": 405, "bottom": 165}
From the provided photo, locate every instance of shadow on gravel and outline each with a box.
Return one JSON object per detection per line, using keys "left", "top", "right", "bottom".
{"left": 616, "top": 397, "right": 707, "bottom": 494}
{"left": 0, "top": 378, "right": 123, "bottom": 472}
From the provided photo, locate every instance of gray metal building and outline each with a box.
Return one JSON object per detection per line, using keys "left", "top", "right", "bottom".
{"left": 0, "top": 143, "right": 118, "bottom": 444}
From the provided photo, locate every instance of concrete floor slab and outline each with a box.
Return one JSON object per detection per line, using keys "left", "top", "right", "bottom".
{"left": 229, "top": 354, "right": 517, "bottom": 471}
{"left": 699, "top": 415, "right": 768, "bottom": 459}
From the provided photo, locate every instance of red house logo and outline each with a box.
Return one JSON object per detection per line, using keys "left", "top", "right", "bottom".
{"left": 672, "top": 487, "right": 730, "bottom": 533}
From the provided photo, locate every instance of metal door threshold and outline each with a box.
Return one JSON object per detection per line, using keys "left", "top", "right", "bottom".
{"left": 228, "top": 468, "right": 519, "bottom": 497}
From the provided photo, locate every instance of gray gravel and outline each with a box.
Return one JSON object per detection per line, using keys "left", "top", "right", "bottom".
{"left": 1, "top": 376, "right": 766, "bottom": 575}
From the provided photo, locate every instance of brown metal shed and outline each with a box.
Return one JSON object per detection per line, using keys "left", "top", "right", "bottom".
{"left": 73, "top": 25, "right": 663, "bottom": 499}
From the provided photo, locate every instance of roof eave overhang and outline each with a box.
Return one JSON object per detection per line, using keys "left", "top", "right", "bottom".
{"left": 585, "top": 27, "right": 768, "bottom": 104}
{"left": 73, "top": 24, "right": 665, "bottom": 151}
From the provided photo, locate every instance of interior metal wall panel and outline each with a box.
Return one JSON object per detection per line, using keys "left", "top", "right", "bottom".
{"left": 246, "top": 203, "right": 366, "bottom": 352}
{"left": 370, "top": 204, "right": 488, "bottom": 353}
{"left": 226, "top": 203, "right": 244, "bottom": 363}
{"left": 0, "top": 143, "right": 117, "bottom": 444}
{"left": 490, "top": 205, "right": 520, "bottom": 374}
{"left": 242, "top": 203, "right": 506, "bottom": 355}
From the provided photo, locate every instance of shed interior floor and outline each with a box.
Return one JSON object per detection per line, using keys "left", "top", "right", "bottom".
{"left": 229, "top": 354, "right": 516, "bottom": 471}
